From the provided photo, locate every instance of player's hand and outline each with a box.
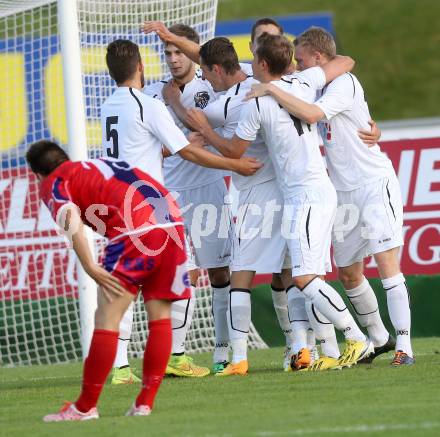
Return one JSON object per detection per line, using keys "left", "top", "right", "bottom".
{"left": 86, "top": 264, "right": 125, "bottom": 302}
{"left": 187, "top": 131, "right": 207, "bottom": 148}
{"left": 187, "top": 108, "right": 210, "bottom": 133}
{"left": 140, "top": 21, "right": 174, "bottom": 43}
{"left": 358, "top": 119, "right": 381, "bottom": 146}
{"left": 245, "top": 83, "right": 272, "bottom": 101}
{"left": 162, "top": 80, "right": 181, "bottom": 104}
{"left": 234, "top": 157, "right": 263, "bottom": 176}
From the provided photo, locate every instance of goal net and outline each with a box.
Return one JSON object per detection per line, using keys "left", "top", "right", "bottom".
{"left": 0, "top": 0, "right": 267, "bottom": 366}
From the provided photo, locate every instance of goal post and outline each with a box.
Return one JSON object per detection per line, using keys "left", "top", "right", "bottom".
{"left": 57, "top": 0, "right": 97, "bottom": 358}
{"left": 0, "top": 0, "right": 267, "bottom": 367}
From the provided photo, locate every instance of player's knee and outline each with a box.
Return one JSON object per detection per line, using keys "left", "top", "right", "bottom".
{"left": 338, "top": 269, "right": 363, "bottom": 290}
{"left": 291, "top": 275, "right": 316, "bottom": 290}
{"left": 271, "top": 273, "right": 284, "bottom": 290}
{"left": 208, "top": 267, "right": 230, "bottom": 287}
{"left": 94, "top": 305, "right": 123, "bottom": 331}
{"left": 374, "top": 248, "right": 401, "bottom": 278}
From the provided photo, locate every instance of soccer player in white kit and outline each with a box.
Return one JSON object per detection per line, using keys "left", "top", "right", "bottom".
{"left": 199, "top": 34, "right": 375, "bottom": 370}
{"left": 142, "top": 19, "right": 353, "bottom": 373}
{"left": 180, "top": 37, "right": 356, "bottom": 374}
{"left": 143, "top": 25, "right": 235, "bottom": 376}
{"left": 141, "top": 20, "right": 301, "bottom": 372}
{"left": 166, "top": 36, "right": 293, "bottom": 375}
{"left": 100, "top": 39, "right": 263, "bottom": 382}
{"left": 248, "top": 27, "right": 414, "bottom": 366}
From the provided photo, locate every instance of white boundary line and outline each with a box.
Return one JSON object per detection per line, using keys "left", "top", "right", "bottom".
{"left": 254, "top": 422, "right": 440, "bottom": 436}
{"left": 180, "top": 422, "right": 440, "bottom": 437}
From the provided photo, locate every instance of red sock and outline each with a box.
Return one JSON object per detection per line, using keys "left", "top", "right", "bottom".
{"left": 75, "top": 329, "right": 118, "bottom": 413}
{"left": 135, "top": 318, "right": 172, "bottom": 409}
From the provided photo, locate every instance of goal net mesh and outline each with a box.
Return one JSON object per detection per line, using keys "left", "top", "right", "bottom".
{"left": 0, "top": 0, "right": 267, "bottom": 366}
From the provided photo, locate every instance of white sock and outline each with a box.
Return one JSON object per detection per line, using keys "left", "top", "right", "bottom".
{"left": 287, "top": 286, "right": 310, "bottom": 353}
{"left": 301, "top": 278, "right": 366, "bottom": 342}
{"left": 227, "top": 288, "right": 251, "bottom": 363}
{"left": 382, "top": 273, "right": 413, "bottom": 357}
{"left": 171, "top": 286, "right": 195, "bottom": 355}
{"left": 114, "top": 302, "right": 134, "bottom": 368}
{"left": 305, "top": 299, "right": 340, "bottom": 358}
{"left": 307, "top": 328, "right": 316, "bottom": 351}
{"left": 212, "top": 282, "right": 230, "bottom": 363}
{"left": 271, "top": 286, "right": 294, "bottom": 347}
{"left": 345, "top": 276, "right": 389, "bottom": 347}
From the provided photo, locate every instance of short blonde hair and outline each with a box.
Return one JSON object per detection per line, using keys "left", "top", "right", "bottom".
{"left": 294, "top": 26, "right": 336, "bottom": 59}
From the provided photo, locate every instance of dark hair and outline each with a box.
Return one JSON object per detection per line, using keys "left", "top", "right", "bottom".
{"left": 251, "top": 17, "right": 284, "bottom": 43}
{"left": 256, "top": 33, "right": 293, "bottom": 76}
{"left": 199, "top": 37, "right": 240, "bottom": 74}
{"left": 26, "top": 140, "right": 69, "bottom": 176}
{"left": 168, "top": 24, "right": 200, "bottom": 44}
{"left": 294, "top": 26, "right": 336, "bottom": 59}
{"left": 106, "top": 39, "right": 141, "bottom": 85}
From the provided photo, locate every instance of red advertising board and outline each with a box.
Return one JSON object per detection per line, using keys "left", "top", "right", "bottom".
{"left": 1, "top": 138, "right": 439, "bottom": 298}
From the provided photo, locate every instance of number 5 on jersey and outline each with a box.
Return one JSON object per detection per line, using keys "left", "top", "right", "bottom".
{"left": 106, "top": 116, "right": 119, "bottom": 158}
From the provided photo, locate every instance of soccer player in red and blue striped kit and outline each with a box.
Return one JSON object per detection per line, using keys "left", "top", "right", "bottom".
{"left": 26, "top": 140, "right": 191, "bottom": 420}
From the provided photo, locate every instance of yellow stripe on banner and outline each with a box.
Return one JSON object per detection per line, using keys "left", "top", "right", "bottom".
{"left": 227, "top": 35, "right": 253, "bottom": 62}
{"left": 226, "top": 33, "right": 296, "bottom": 63}
{"left": 0, "top": 53, "right": 27, "bottom": 152}
{"left": 45, "top": 46, "right": 162, "bottom": 146}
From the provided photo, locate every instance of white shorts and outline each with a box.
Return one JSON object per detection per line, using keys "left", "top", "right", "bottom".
{"left": 332, "top": 174, "right": 404, "bottom": 267}
{"left": 231, "top": 179, "right": 291, "bottom": 274}
{"left": 176, "top": 180, "right": 233, "bottom": 269}
{"left": 284, "top": 182, "right": 337, "bottom": 277}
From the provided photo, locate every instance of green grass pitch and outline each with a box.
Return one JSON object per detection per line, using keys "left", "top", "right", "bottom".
{"left": 1, "top": 338, "right": 440, "bottom": 437}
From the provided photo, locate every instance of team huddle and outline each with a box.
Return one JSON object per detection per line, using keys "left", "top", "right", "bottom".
{"left": 25, "top": 17, "right": 414, "bottom": 422}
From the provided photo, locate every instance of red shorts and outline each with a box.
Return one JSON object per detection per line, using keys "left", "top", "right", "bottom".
{"left": 102, "top": 225, "right": 191, "bottom": 301}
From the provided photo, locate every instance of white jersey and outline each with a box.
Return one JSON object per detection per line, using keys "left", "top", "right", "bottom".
{"left": 202, "top": 75, "right": 276, "bottom": 190}
{"left": 314, "top": 73, "right": 395, "bottom": 191}
{"left": 283, "top": 66, "right": 328, "bottom": 98}
{"left": 100, "top": 87, "right": 189, "bottom": 185}
{"left": 236, "top": 78, "right": 330, "bottom": 199}
{"left": 239, "top": 62, "right": 253, "bottom": 76}
{"left": 143, "top": 71, "right": 224, "bottom": 190}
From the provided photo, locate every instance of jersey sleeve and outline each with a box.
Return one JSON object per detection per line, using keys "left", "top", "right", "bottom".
{"left": 294, "top": 67, "right": 326, "bottom": 92}
{"left": 202, "top": 96, "right": 227, "bottom": 129}
{"left": 41, "top": 176, "right": 75, "bottom": 226}
{"left": 235, "top": 98, "right": 261, "bottom": 142}
{"left": 142, "top": 81, "right": 165, "bottom": 99}
{"left": 314, "top": 74, "right": 356, "bottom": 120}
{"left": 239, "top": 62, "right": 253, "bottom": 76}
{"left": 145, "top": 98, "right": 190, "bottom": 154}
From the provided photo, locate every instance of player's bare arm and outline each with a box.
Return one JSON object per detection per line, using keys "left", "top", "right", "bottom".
{"left": 245, "top": 56, "right": 354, "bottom": 124}
{"left": 141, "top": 21, "right": 201, "bottom": 64}
{"left": 186, "top": 131, "right": 206, "bottom": 147}
{"left": 187, "top": 108, "right": 250, "bottom": 159}
{"left": 179, "top": 142, "right": 261, "bottom": 176}
{"left": 320, "top": 55, "right": 355, "bottom": 83}
{"left": 358, "top": 119, "right": 381, "bottom": 145}
{"left": 60, "top": 207, "right": 125, "bottom": 302}
{"left": 248, "top": 84, "right": 324, "bottom": 124}
{"left": 246, "top": 55, "right": 354, "bottom": 103}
